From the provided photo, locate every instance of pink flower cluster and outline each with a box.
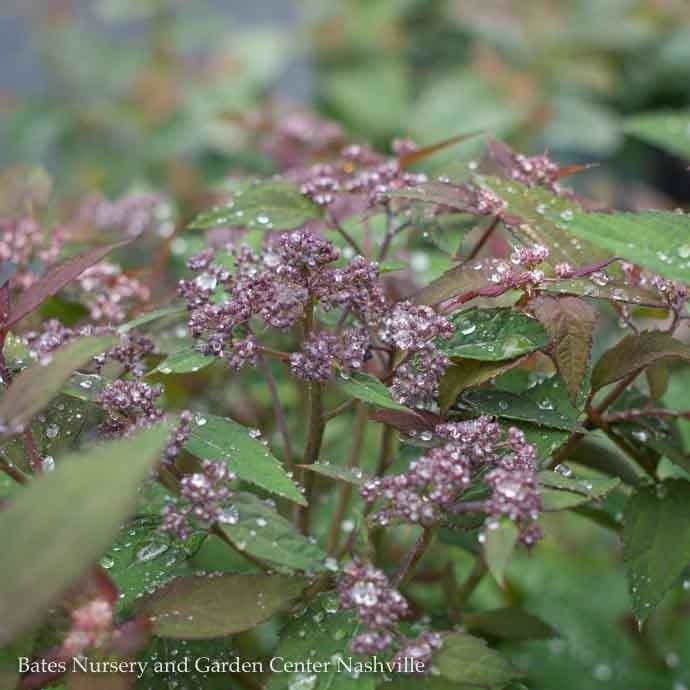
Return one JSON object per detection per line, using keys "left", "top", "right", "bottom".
{"left": 180, "top": 231, "right": 384, "bottom": 379}
{"left": 0, "top": 217, "right": 66, "bottom": 290}
{"left": 62, "top": 597, "right": 114, "bottom": 656}
{"left": 361, "top": 418, "right": 541, "bottom": 544}
{"left": 379, "top": 301, "right": 453, "bottom": 406}
{"left": 337, "top": 558, "right": 441, "bottom": 668}
{"left": 77, "top": 261, "right": 150, "bottom": 324}
{"left": 96, "top": 379, "right": 164, "bottom": 436}
{"left": 162, "top": 459, "right": 236, "bottom": 539}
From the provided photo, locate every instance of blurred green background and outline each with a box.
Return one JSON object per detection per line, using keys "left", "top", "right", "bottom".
{"left": 3, "top": 1, "right": 690, "bottom": 688}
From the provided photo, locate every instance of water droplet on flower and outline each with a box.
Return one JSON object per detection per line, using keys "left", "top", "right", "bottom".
{"left": 45, "top": 424, "right": 59, "bottom": 439}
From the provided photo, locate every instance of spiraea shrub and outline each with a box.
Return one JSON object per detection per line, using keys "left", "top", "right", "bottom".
{"left": 3, "top": 119, "right": 690, "bottom": 690}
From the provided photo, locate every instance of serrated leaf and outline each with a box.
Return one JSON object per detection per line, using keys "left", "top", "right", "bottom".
{"left": 464, "top": 607, "right": 558, "bottom": 641}
{"left": 218, "top": 493, "right": 326, "bottom": 572}
{"left": 539, "top": 471, "right": 620, "bottom": 511}
{"left": 102, "top": 517, "right": 194, "bottom": 616}
{"left": 624, "top": 110, "right": 690, "bottom": 160}
{"left": 0, "top": 334, "right": 118, "bottom": 437}
{"left": 188, "top": 181, "right": 322, "bottom": 231}
{"left": 463, "top": 375, "right": 584, "bottom": 431}
{"left": 559, "top": 210, "right": 690, "bottom": 284}
{"left": 337, "top": 371, "right": 408, "bottom": 411}
{"left": 151, "top": 347, "right": 215, "bottom": 375}
{"left": 7, "top": 243, "right": 126, "bottom": 328}
{"left": 117, "top": 305, "right": 186, "bottom": 333}
{"left": 623, "top": 480, "right": 690, "bottom": 622}
{"left": 267, "top": 594, "right": 375, "bottom": 690}
{"left": 481, "top": 175, "right": 605, "bottom": 266}
{"left": 443, "top": 307, "right": 549, "bottom": 361}
{"left": 592, "top": 331, "right": 690, "bottom": 391}
{"left": 186, "top": 414, "right": 305, "bottom": 505}
{"left": 484, "top": 519, "right": 519, "bottom": 587}
{"left": 438, "top": 356, "right": 524, "bottom": 413}
{"left": 139, "top": 573, "right": 306, "bottom": 639}
{"left": 428, "top": 632, "right": 520, "bottom": 688}
{"left": 297, "top": 462, "right": 369, "bottom": 486}
{"left": 0, "top": 425, "right": 169, "bottom": 644}
{"left": 529, "top": 296, "right": 597, "bottom": 404}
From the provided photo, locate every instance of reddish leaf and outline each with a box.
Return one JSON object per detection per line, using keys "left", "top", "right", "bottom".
{"left": 369, "top": 408, "right": 440, "bottom": 433}
{"left": 529, "top": 296, "right": 597, "bottom": 404}
{"left": 592, "top": 331, "right": 690, "bottom": 391}
{"left": 6, "top": 242, "right": 127, "bottom": 328}
{"left": 398, "top": 131, "right": 482, "bottom": 168}
{"left": 438, "top": 357, "right": 526, "bottom": 413}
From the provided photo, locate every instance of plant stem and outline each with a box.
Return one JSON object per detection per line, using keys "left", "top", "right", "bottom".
{"left": 454, "top": 555, "right": 487, "bottom": 609}
{"left": 257, "top": 353, "right": 294, "bottom": 464}
{"left": 458, "top": 215, "right": 500, "bottom": 263}
{"left": 0, "top": 452, "right": 28, "bottom": 484}
{"left": 326, "top": 403, "right": 368, "bottom": 554}
{"left": 297, "top": 380, "right": 326, "bottom": 534}
{"left": 393, "top": 526, "right": 436, "bottom": 587}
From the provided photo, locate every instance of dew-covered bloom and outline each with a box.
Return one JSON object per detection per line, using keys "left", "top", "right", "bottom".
{"left": 180, "top": 230, "right": 384, "bottom": 374}
{"left": 78, "top": 261, "right": 150, "bottom": 323}
{"left": 379, "top": 301, "right": 453, "bottom": 406}
{"left": 362, "top": 417, "right": 541, "bottom": 542}
{"left": 97, "top": 379, "right": 164, "bottom": 436}
{"left": 338, "top": 558, "right": 440, "bottom": 668}
{"left": 161, "top": 459, "right": 237, "bottom": 539}
{"left": 510, "top": 153, "right": 560, "bottom": 189}
{"left": 389, "top": 344, "right": 449, "bottom": 408}
{"left": 554, "top": 262, "right": 575, "bottom": 279}
{"left": 0, "top": 217, "right": 67, "bottom": 290}
{"left": 472, "top": 185, "right": 507, "bottom": 216}
{"left": 338, "top": 558, "right": 409, "bottom": 653}
{"left": 510, "top": 244, "right": 549, "bottom": 268}
{"left": 62, "top": 597, "right": 114, "bottom": 656}
{"left": 289, "top": 327, "right": 370, "bottom": 382}
{"left": 315, "top": 256, "right": 386, "bottom": 318}
{"left": 106, "top": 333, "right": 156, "bottom": 376}
{"left": 392, "top": 631, "right": 443, "bottom": 673}
{"left": 77, "top": 190, "right": 173, "bottom": 238}
{"left": 163, "top": 410, "right": 193, "bottom": 466}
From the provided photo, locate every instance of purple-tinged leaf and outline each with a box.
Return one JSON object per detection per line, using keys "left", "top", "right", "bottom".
{"left": 592, "top": 331, "right": 690, "bottom": 391}
{"left": 529, "top": 296, "right": 597, "bottom": 404}
{"left": 0, "top": 333, "right": 118, "bottom": 437}
{"left": 6, "top": 242, "right": 127, "bottom": 328}
{"left": 139, "top": 573, "right": 306, "bottom": 639}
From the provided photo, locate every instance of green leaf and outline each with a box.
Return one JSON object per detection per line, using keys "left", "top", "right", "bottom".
{"left": 484, "top": 519, "right": 519, "bottom": 587}
{"left": 623, "top": 480, "right": 690, "bottom": 622}
{"left": 267, "top": 593, "right": 375, "bottom": 690}
{"left": 559, "top": 210, "right": 690, "bottom": 284}
{"left": 464, "top": 607, "right": 558, "bottom": 641}
{"left": 463, "top": 375, "right": 584, "bottom": 431}
{"left": 0, "top": 334, "right": 118, "bottom": 437}
{"left": 538, "top": 471, "right": 621, "bottom": 511}
{"left": 152, "top": 346, "right": 215, "bottom": 375}
{"left": 426, "top": 632, "right": 520, "bottom": 688}
{"left": 443, "top": 307, "right": 549, "bottom": 361}
{"left": 186, "top": 414, "right": 305, "bottom": 505}
{"left": 592, "top": 331, "right": 690, "bottom": 391}
{"left": 117, "top": 305, "right": 186, "bottom": 333}
{"left": 624, "top": 110, "right": 690, "bottom": 160}
{"left": 139, "top": 573, "right": 306, "bottom": 639}
{"left": 481, "top": 175, "right": 606, "bottom": 266}
{"left": 438, "top": 356, "right": 524, "bottom": 414}
{"left": 337, "top": 371, "right": 408, "bottom": 412}
{"left": 297, "top": 462, "right": 369, "bottom": 486}
{"left": 529, "top": 296, "right": 597, "bottom": 404}
{"left": 0, "top": 425, "right": 169, "bottom": 644}
{"left": 188, "top": 181, "right": 322, "bottom": 231}
{"left": 218, "top": 493, "right": 326, "bottom": 572}
{"left": 102, "top": 516, "right": 194, "bottom": 616}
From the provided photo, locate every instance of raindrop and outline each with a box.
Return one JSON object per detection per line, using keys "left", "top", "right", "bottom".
{"left": 45, "top": 424, "right": 60, "bottom": 439}
{"left": 41, "top": 455, "right": 55, "bottom": 472}
{"left": 137, "top": 542, "right": 169, "bottom": 562}
{"left": 554, "top": 463, "right": 573, "bottom": 477}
